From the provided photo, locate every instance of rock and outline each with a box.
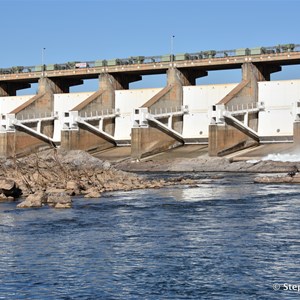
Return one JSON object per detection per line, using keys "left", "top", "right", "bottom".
{"left": 0, "top": 149, "right": 207, "bottom": 209}
{"left": 254, "top": 173, "right": 300, "bottom": 184}
{"left": 17, "top": 192, "right": 46, "bottom": 208}
{"left": 66, "top": 181, "right": 79, "bottom": 190}
{"left": 54, "top": 202, "right": 72, "bottom": 209}
{"left": 0, "top": 179, "right": 14, "bottom": 190}
{"left": 0, "top": 193, "right": 8, "bottom": 202}
{"left": 0, "top": 178, "right": 22, "bottom": 198}
{"left": 46, "top": 188, "right": 66, "bottom": 194}
{"left": 102, "top": 161, "right": 111, "bottom": 170}
{"left": 290, "top": 173, "right": 300, "bottom": 182}
{"left": 84, "top": 188, "right": 101, "bottom": 198}
{"left": 66, "top": 180, "right": 81, "bottom": 195}
{"left": 47, "top": 191, "right": 72, "bottom": 208}
{"left": 177, "top": 178, "right": 198, "bottom": 185}
{"left": 32, "top": 172, "right": 40, "bottom": 182}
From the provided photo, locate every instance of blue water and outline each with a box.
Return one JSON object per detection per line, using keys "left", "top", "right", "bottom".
{"left": 1, "top": 172, "right": 300, "bottom": 299}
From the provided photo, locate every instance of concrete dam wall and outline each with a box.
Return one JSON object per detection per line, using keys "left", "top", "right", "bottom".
{"left": 0, "top": 78, "right": 299, "bottom": 158}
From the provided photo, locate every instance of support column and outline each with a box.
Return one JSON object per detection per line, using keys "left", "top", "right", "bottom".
{"left": 176, "top": 69, "right": 208, "bottom": 86}
{"left": 99, "top": 73, "right": 119, "bottom": 109}
{"left": 26, "top": 77, "right": 57, "bottom": 114}
{"left": 2, "top": 77, "right": 58, "bottom": 158}
{"left": 46, "top": 78, "right": 83, "bottom": 93}
{"left": 255, "top": 64, "right": 282, "bottom": 81}
{"left": 293, "top": 121, "right": 300, "bottom": 146}
{"left": 102, "top": 73, "right": 141, "bottom": 90}
{"left": 0, "top": 82, "right": 31, "bottom": 96}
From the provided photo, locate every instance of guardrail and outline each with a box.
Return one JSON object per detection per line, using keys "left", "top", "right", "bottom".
{"left": 1, "top": 43, "right": 300, "bottom": 75}
{"left": 79, "top": 108, "right": 119, "bottom": 119}
{"left": 16, "top": 111, "right": 56, "bottom": 121}
{"left": 225, "top": 102, "right": 261, "bottom": 113}
{"left": 149, "top": 106, "right": 184, "bottom": 115}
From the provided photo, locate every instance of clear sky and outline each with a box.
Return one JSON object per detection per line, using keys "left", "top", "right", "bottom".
{"left": 2, "top": 0, "right": 300, "bottom": 93}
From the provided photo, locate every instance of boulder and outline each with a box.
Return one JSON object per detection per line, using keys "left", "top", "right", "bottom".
{"left": 47, "top": 191, "right": 72, "bottom": 208}
{"left": 84, "top": 187, "right": 101, "bottom": 198}
{"left": 17, "top": 192, "right": 46, "bottom": 208}
{"left": 0, "top": 193, "right": 8, "bottom": 202}
{"left": 0, "top": 178, "right": 22, "bottom": 198}
{"left": 66, "top": 181, "right": 79, "bottom": 190}
{"left": 102, "top": 161, "right": 111, "bottom": 170}
{"left": 53, "top": 202, "right": 72, "bottom": 209}
{"left": 0, "top": 179, "right": 14, "bottom": 190}
{"left": 0, "top": 193, "right": 14, "bottom": 202}
{"left": 66, "top": 180, "right": 81, "bottom": 195}
{"left": 46, "top": 188, "right": 66, "bottom": 194}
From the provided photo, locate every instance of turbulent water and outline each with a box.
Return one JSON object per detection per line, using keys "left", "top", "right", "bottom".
{"left": 262, "top": 153, "right": 300, "bottom": 162}
{"left": 1, "top": 172, "right": 300, "bottom": 300}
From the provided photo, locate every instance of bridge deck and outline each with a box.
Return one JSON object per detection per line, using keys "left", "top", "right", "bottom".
{"left": 1, "top": 51, "right": 300, "bottom": 84}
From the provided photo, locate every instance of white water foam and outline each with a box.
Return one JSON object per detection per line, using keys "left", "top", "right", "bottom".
{"left": 262, "top": 153, "right": 300, "bottom": 162}
{"left": 246, "top": 153, "right": 300, "bottom": 163}
{"left": 246, "top": 159, "right": 260, "bottom": 164}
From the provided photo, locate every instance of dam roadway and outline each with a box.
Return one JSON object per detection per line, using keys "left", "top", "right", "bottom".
{"left": 1, "top": 50, "right": 300, "bottom": 83}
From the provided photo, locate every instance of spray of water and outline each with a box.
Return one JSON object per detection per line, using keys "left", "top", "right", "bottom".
{"left": 247, "top": 152, "right": 300, "bottom": 163}
{"left": 245, "top": 146, "right": 300, "bottom": 163}
{"left": 262, "top": 153, "right": 300, "bottom": 162}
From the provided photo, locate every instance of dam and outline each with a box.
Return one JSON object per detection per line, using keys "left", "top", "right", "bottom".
{"left": 0, "top": 43, "right": 300, "bottom": 160}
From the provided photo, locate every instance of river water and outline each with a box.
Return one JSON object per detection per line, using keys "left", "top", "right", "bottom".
{"left": 0, "top": 172, "right": 300, "bottom": 300}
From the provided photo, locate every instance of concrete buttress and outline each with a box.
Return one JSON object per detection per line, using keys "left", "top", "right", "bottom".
{"left": 131, "top": 67, "right": 190, "bottom": 159}
{"left": 0, "top": 77, "right": 58, "bottom": 157}
{"left": 60, "top": 73, "right": 141, "bottom": 152}
{"left": 208, "top": 62, "right": 280, "bottom": 157}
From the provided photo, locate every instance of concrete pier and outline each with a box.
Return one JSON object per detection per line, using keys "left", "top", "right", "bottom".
{"left": 0, "top": 78, "right": 57, "bottom": 157}
{"left": 131, "top": 67, "right": 209, "bottom": 159}
{"left": 208, "top": 62, "right": 281, "bottom": 156}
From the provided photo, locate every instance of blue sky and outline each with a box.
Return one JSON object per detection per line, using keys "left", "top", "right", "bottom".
{"left": 2, "top": 0, "right": 300, "bottom": 93}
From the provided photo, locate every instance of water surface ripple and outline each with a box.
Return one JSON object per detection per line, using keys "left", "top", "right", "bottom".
{"left": 0, "top": 173, "right": 300, "bottom": 299}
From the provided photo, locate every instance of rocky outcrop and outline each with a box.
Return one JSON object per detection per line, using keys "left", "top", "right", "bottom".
{"left": 254, "top": 173, "right": 300, "bottom": 184}
{"left": 17, "top": 190, "right": 72, "bottom": 209}
{"left": 17, "top": 191, "right": 46, "bottom": 208}
{"left": 0, "top": 149, "right": 202, "bottom": 209}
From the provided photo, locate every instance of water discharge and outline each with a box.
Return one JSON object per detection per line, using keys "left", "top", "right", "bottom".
{"left": 262, "top": 153, "right": 300, "bottom": 162}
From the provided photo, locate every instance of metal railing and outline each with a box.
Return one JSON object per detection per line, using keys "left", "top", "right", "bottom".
{"left": 149, "top": 106, "right": 184, "bottom": 115}
{"left": 79, "top": 108, "right": 118, "bottom": 119}
{"left": 225, "top": 102, "right": 260, "bottom": 113}
{"left": 17, "top": 111, "right": 56, "bottom": 121}
{"left": 1, "top": 44, "right": 300, "bottom": 75}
